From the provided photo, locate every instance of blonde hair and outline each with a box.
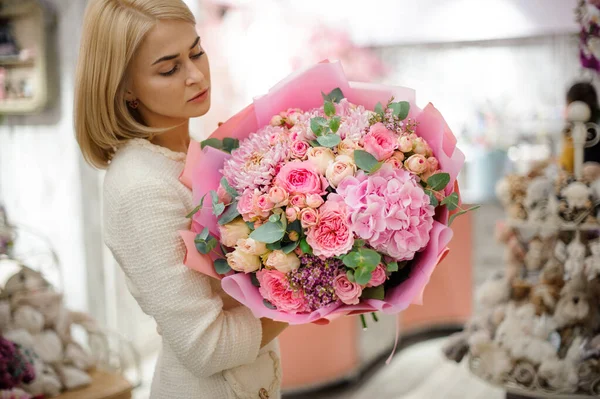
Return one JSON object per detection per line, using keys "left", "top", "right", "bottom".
{"left": 74, "top": 0, "right": 195, "bottom": 169}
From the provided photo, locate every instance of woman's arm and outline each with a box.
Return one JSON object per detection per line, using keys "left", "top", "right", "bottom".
{"left": 104, "top": 177, "right": 265, "bottom": 378}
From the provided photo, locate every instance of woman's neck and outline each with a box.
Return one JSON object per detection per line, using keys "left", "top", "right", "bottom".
{"left": 150, "top": 122, "right": 191, "bottom": 154}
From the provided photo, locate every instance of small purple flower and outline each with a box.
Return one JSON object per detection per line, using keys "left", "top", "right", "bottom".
{"left": 288, "top": 255, "right": 345, "bottom": 311}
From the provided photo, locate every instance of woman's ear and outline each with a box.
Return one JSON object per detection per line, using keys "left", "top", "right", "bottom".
{"left": 124, "top": 89, "right": 136, "bottom": 102}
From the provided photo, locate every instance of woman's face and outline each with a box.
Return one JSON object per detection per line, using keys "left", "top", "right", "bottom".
{"left": 126, "top": 20, "right": 211, "bottom": 128}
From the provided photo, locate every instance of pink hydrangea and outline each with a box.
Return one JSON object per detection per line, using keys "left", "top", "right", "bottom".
{"left": 336, "top": 164, "right": 435, "bottom": 261}
{"left": 222, "top": 125, "right": 290, "bottom": 192}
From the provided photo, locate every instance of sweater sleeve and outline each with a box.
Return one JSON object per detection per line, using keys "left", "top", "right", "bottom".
{"left": 103, "top": 178, "right": 262, "bottom": 378}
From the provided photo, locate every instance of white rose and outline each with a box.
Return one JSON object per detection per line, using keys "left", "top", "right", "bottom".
{"left": 226, "top": 248, "right": 262, "bottom": 273}
{"left": 337, "top": 139, "right": 357, "bottom": 158}
{"left": 265, "top": 250, "right": 301, "bottom": 273}
{"left": 236, "top": 238, "right": 268, "bottom": 256}
{"left": 326, "top": 155, "right": 357, "bottom": 188}
{"left": 307, "top": 147, "right": 335, "bottom": 175}
{"left": 218, "top": 218, "right": 251, "bottom": 248}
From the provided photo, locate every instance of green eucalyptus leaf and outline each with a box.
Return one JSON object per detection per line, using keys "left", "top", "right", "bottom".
{"left": 266, "top": 241, "right": 282, "bottom": 251}
{"left": 282, "top": 241, "right": 299, "bottom": 254}
{"left": 300, "top": 238, "right": 313, "bottom": 255}
{"left": 324, "top": 101, "right": 336, "bottom": 117}
{"left": 220, "top": 177, "right": 239, "bottom": 199}
{"left": 186, "top": 194, "right": 207, "bottom": 219}
{"left": 322, "top": 88, "right": 345, "bottom": 103}
{"left": 197, "top": 227, "right": 209, "bottom": 241}
{"left": 249, "top": 221, "right": 286, "bottom": 244}
{"left": 389, "top": 101, "right": 410, "bottom": 120}
{"left": 317, "top": 134, "right": 341, "bottom": 148}
{"left": 218, "top": 200, "right": 240, "bottom": 225}
{"left": 200, "top": 138, "right": 222, "bottom": 150}
{"left": 374, "top": 102, "right": 384, "bottom": 117}
{"left": 449, "top": 205, "right": 480, "bottom": 226}
{"left": 425, "top": 189, "right": 439, "bottom": 207}
{"left": 222, "top": 138, "right": 240, "bottom": 153}
{"left": 441, "top": 192, "right": 460, "bottom": 211}
{"left": 386, "top": 262, "right": 399, "bottom": 272}
{"left": 329, "top": 116, "right": 341, "bottom": 133}
{"left": 354, "top": 268, "right": 373, "bottom": 286}
{"left": 354, "top": 150, "right": 379, "bottom": 173}
{"left": 427, "top": 173, "right": 450, "bottom": 191}
{"left": 214, "top": 258, "right": 232, "bottom": 275}
{"left": 346, "top": 269, "right": 355, "bottom": 283}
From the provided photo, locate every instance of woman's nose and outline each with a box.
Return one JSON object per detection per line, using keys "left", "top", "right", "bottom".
{"left": 185, "top": 61, "right": 205, "bottom": 86}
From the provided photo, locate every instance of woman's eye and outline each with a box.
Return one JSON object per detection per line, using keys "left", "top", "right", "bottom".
{"left": 191, "top": 51, "right": 205, "bottom": 60}
{"left": 160, "top": 65, "right": 179, "bottom": 76}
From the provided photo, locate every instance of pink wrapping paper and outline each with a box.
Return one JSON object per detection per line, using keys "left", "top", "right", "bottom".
{"left": 178, "top": 60, "right": 465, "bottom": 324}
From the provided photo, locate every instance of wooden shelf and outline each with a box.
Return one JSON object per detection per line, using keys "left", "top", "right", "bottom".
{"left": 0, "top": 55, "right": 35, "bottom": 68}
{"left": 0, "top": 0, "right": 49, "bottom": 114}
{"left": 54, "top": 370, "right": 133, "bottom": 399}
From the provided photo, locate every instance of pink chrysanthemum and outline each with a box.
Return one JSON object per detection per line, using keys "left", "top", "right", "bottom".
{"left": 336, "top": 164, "right": 435, "bottom": 261}
{"left": 330, "top": 99, "right": 372, "bottom": 142}
{"left": 222, "top": 125, "right": 290, "bottom": 192}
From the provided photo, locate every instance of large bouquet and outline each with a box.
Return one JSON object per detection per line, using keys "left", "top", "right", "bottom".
{"left": 179, "top": 61, "right": 470, "bottom": 324}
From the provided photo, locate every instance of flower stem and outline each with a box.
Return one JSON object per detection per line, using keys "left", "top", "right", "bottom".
{"left": 360, "top": 314, "right": 368, "bottom": 330}
{"left": 371, "top": 312, "right": 379, "bottom": 323}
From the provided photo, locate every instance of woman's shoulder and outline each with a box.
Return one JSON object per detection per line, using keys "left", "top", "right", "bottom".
{"left": 103, "top": 139, "right": 186, "bottom": 202}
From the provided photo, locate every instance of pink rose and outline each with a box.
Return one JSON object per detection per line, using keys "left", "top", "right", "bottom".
{"left": 289, "top": 131, "right": 300, "bottom": 142}
{"left": 367, "top": 264, "right": 388, "bottom": 287}
{"left": 290, "top": 193, "right": 307, "bottom": 208}
{"left": 291, "top": 140, "right": 310, "bottom": 159}
{"left": 285, "top": 206, "right": 299, "bottom": 222}
{"left": 306, "top": 193, "right": 324, "bottom": 208}
{"left": 398, "top": 136, "right": 413, "bottom": 153}
{"left": 217, "top": 184, "right": 233, "bottom": 204}
{"left": 427, "top": 156, "right": 439, "bottom": 172}
{"left": 404, "top": 154, "right": 428, "bottom": 174}
{"left": 275, "top": 161, "right": 326, "bottom": 195}
{"left": 385, "top": 157, "right": 403, "bottom": 169}
{"left": 257, "top": 269, "right": 310, "bottom": 314}
{"left": 362, "top": 123, "right": 397, "bottom": 161}
{"left": 237, "top": 190, "right": 255, "bottom": 219}
{"left": 268, "top": 187, "right": 289, "bottom": 207}
{"left": 256, "top": 194, "right": 275, "bottom": 213}
{"left": 306, "top": 196, "right": 354, "bottom": 258}
{"left": 333, "top": 274, "right": 362, "bottom": 305}
{"left": 300, "top": 208, "right": 319, "bottom": 228}
{"left": 238, "top": 189, "right": 270, "bottom": 221}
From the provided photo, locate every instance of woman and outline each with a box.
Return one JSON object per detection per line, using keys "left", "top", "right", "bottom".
{"left": 560, "top": 82, "right": 600, "bottom": 173}
{"left": 74, "top": 1, "right": 288, "bottom": 398}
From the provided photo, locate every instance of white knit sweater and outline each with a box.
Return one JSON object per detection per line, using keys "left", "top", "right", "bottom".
{"left": 103, "top": 139, "right": 281, "bottom": 399}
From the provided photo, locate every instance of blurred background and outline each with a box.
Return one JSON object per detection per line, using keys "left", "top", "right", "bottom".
{"left": 0, "top": 0, "right": 592, "bottom": 398}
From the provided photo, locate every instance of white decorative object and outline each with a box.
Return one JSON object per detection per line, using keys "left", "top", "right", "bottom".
{"left": 585, "top": 237, "right": 600, "bottom": 280}
{"left": 565, "top": 236, "right": 587, "bottom": 279}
